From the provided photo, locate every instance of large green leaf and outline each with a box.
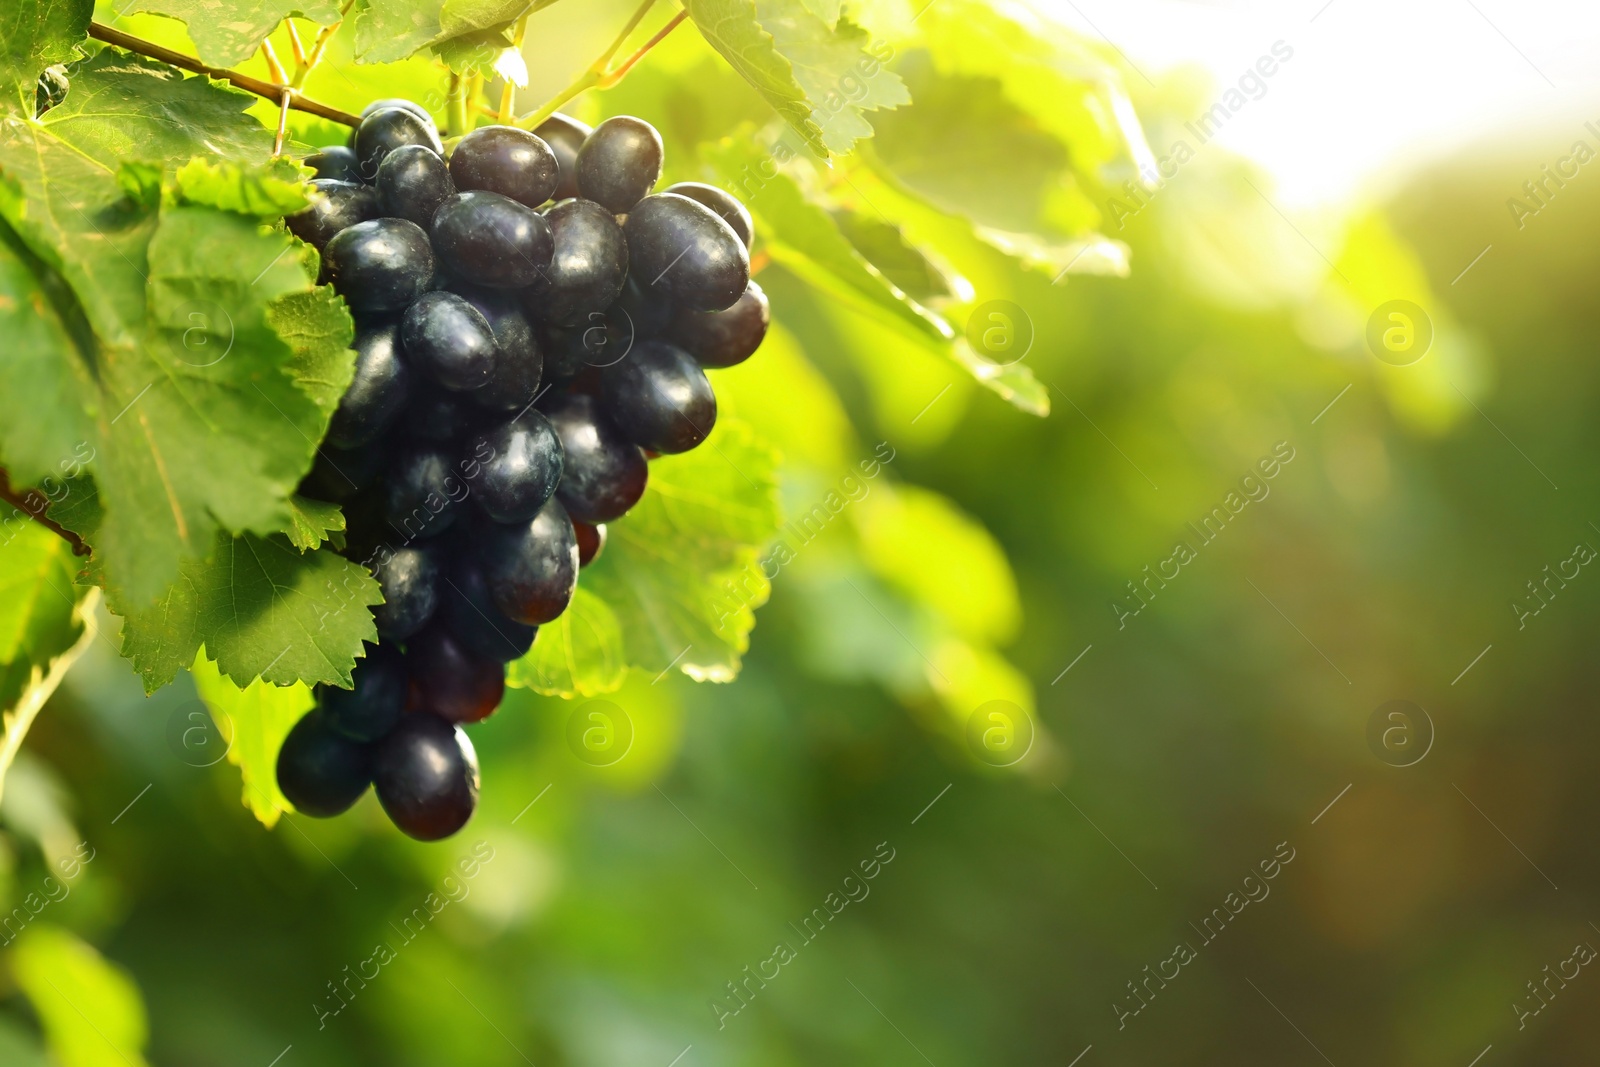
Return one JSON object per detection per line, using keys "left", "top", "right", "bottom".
{"left": 685, "top": 0, "right": 905, "bottom": 156}
{"left": 113, "top": 532, "right": 382, "bottom": 693}
{"left": 353, "top": 0, "right": 554, "bottom": 65}
{"left": 0, "top": 51, "right": 355, "bottom": 607}
{"left": 12, "top": 925, "right": 151, "bottom": 1067}
{"left": 190, "top": 651, "right": 313, "bottom": 827}
{"left": 579, "top": 418, "right": 781, "bottom": 685}
{"left": 0, "top": 0, "right": 91, "bottom": 111}
{"left": 123, "top": 0, "right": 342, "bottom": 65}
{"left": 507, "top": 585, "right": 626, "bottom": 697}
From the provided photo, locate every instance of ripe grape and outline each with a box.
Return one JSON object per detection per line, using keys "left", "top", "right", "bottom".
{"left": 470, "top": 411, "right": 564, "bottom": 524}
{"left": 599, "top": 339, "right": 716, "bottom": 454}
{"left": 354, "top": 106, "right": 443, "bottom": 181}
{"left": 438, "top": 559, "right": 537, "bottom": 662}
{"left": 307, "top": 145, "right": 363, "bottom": 183}
{"left": 664, "top": 182, "right": 754, "bottom": 248}
{"left": 404, "top": 389, "right": 474, "bottom": 443}
{"left": 408, "top": 625, "right": 506, "bottom": 724}
{"left": 385, "top": 445, "right": 465, "bottom": 539}
{"left": 575, "top": 116, "right": 663, "bottom": 213}
{"left": 373, "top": 714, "right": 479, "bottom": 840}
{"left": 542, "top": 392, "right": 648, "bottom": 523}
{"left": 377, "top": 144, "right": 455, "bottom": 228}
{"left": 536, "top": 113, "right": 592, "bottom": 201}
{"left": 320, "top": 642, "right": 407, "bottom": 742}
{"left": 277, "top": 710, "right": 372, "bottom": 817}
{"left": 370, "top": 545, "right": 439, "bottom": 640}
{"left": 449, "top": 284, "right": 543, "bottom": 412}
{"left": 572, "top": 518, "right": 606, "bottom": 567}
{"left": 623, "top": 193, "right": 749, "bottom": 312}
{"left": 323, "top": 218, "right": 434, "bottom": 311}
{"left": 431, "top": 190, "right": 554, "bottom": 289}
{"left": 528, "top": 198, "right": 629, "bottom": 325}
{"left": 287, "top": 179, "right": 380, "bottom": 250}
{"left": 327, "top": 322, "right": 411, "bottom": 449}
{"left": 361, "top": 98, "right": 434, "bottom": 124}
{"left": 480, "top": 497, "right": 579, "bottom": 625}
{"left": 449, "top": 125, "right": 560, "bottom": 209}
{"left": 669, "top": 279, "right": 770, "bottom": 368}
{"left": 402, "top": 291, "right": 499, "bottom": 392}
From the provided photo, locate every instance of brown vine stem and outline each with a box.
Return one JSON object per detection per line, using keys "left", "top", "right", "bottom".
{"left": 87, "top": 22, "right": 361, "bottom": 126}
{"left": 0, "top": 469, "right": 89, "bottom": 557}
{"left": 0, "top": 588, "right": 101, "bottom": 807}
{"left": 515, "top": 0, "right": 685, "bottom": 130}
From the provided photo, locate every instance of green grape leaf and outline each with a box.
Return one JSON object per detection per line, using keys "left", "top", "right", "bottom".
{"left": 581, "top": 418, "right": 781, "bottom": 684}
{"left": 123, "top": 0, "right": 342, "bottom": 66}
{"left": 111, "top": 532, "right": 381, "bottom": 694}
{"left": 284, "top": 494, "right": 345, "bottom": 551}
{"left": 0, "top": 523, "right": 86, "bottom": 714}
{"left": 175, "top": 157, "right": 314, "bottom": 217}
{"left": 354, "top": 0, "right": 550, "bottom": 65}
{"left": 432, "top": 27, "right": 512, "bottom": 79}
{"left": 507, "top": 585, "right": 625, "bottom": 697}
{"left": 0, "top": 55, "right": 349, "bottom": 607}
{"left": 190, "top": 651, "right": 313, "bottom": 827}
{"left": 266, "top": 286, "right": 358, "bottom": 415}
{"left": 12, "top": 925, "right": 151, "bottom": 1067}
{"left": 705, "top": 138, "right": 1045, "bottom": 413}
{"left": 0, "top": 0, "right": 92, "bottom": 110}
{"left": 831, "top": 207, "right": 967, "bottom": 303}
{"left": 682, "top": 0, "right": 825, "bottom": 156}
{"left": 798, "top": 0, "right": 839, "bottom": 24}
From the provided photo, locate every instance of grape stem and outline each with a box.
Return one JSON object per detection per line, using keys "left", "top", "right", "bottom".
{"left": 87, "top": 22, "right": 361, "bottom": 126}
{"left": 0, "top": 469, "right": 90, "bottom": 558}
{"left": 496, "top": 12, "right": 531, "bottom": 123}
{"left": 514, "top": 0, "right": 686, "bottom": 131}
{"left": 0, "top": 588, "right": 101, "bottom": 808}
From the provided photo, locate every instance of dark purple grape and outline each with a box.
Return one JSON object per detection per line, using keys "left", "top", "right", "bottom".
{"left": 600, "top": 339, "right": 716, "bottom": 454}
{"left": 527, "top": 198, "right": 628, "bottom": 325}
{"left": 354, "top": 105, "right": 443, "bottom": 182}
{"left": 481, "top": 497, "right": 579, "bottom": 624}
{"left": 370, "top": 545, "right": 439, "bottom": 639}
{"left": 664, "top": 181, "right": 753, "bottom": 248}
{"left": 624, "top": 193, "right": 749, "bottom": 312}
{"left": 448, "top": 283, "right": 543, "bottom": 412}
{"left": 572, "top": 518, "right": 606, "bottom": 567}
{"left": 401, "top": 291, "right": 498, "bottom": 392}
{"left": 536, "top": 113, "right": 591, "bottom": 201}
{"left": 438, "top": 560, "right": 536, "bottom": 663}
{"left": 468, "top": 411, "right": 563, "bottom": 523}
{"left": 542, "top": 392, "right": 648, "bottom": 523}
{"left": 277, "top": 709, "right": 372, "bottom": 817}
{"left": 449, "top": 125, "right": 560, "bottom": 209}
{"left": 403, "top": 389, "right": 473, "bottom": 443}
{"left": 385, "top": 445, "right": 465, "bottom": 539}
{"left": 360, "top": 98, "right": 433, "bottom": 123}
{"left": 430, "top": 190, "right": 554, "bottom": 289}
{"left": 376, "top": 143, "right": 454, "bottom": 228}
{"left": 668, "top": 279, "right": 769, "bottom": 368}
{"left": 323, "top": 218, "right": 434, "bottom": 312}
{"left": 408, "top": 625, "right": 506, "bottom": 723}
{"left": 575, "top": 115, "right": 662, "bottom": 213}
{"left": 300, "top": 438, "right": 388, "bottom": 502}
{"left": 614, "top": 273, "right": 673, "bottom": 338}
{"left": 327, "top": 321, "right": 410, "bottom": 448}
{"left": 307, "top": 145, "right": 362, "bottom": 183}
{"left": 320, "top": 643, "right": 407, "bottom": 742}
{"left": 286, "top": 179, "right": 380, "bottom": 250}
{"left": 374, "top": 713, "right": 479, "bottom": 840}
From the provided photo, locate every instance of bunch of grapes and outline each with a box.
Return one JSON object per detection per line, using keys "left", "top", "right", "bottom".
{"left": 275, "top": 100, "right": 767, "bottom": 840}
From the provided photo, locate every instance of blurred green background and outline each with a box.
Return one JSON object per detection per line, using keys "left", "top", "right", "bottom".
{"left": 3, "top": 1, "right": 1599, "bottom": 1064}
